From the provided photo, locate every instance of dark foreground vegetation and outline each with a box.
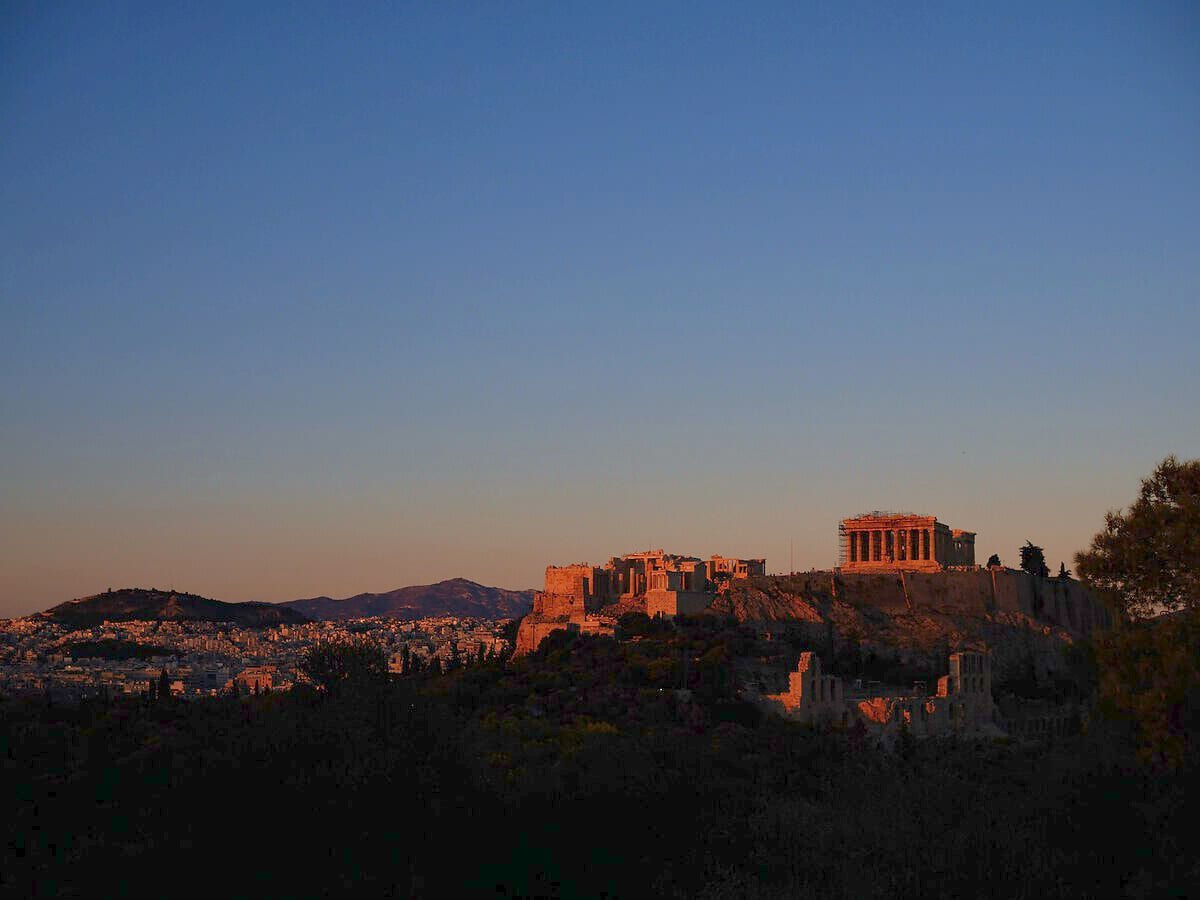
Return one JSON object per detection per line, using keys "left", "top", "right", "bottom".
{"left": 3, "top": 611, "right": 1197, "bottom": 899}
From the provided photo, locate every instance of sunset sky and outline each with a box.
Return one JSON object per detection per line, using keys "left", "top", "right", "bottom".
{"left": 2, "top": 3, "right": 1197, "bottom": 616}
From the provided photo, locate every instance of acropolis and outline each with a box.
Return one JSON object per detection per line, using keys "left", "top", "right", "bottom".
{"left": 839, "top": 512, "right": 975, "bottom": 571}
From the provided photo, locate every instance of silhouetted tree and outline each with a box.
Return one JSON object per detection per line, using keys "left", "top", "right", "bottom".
{"left": 1094, "top": 608, "right": 1200, "bottom": 771}
{"left": 158, "top": 668, "right": 171, "bottom": 704}
{"left": 1075, "top": 455, "right": 1200, "bottom": 618}
{"left": 1019, "top": 541, "right": 1050, "bottom": 578}
{"left": 477, "top": 643, "right": 486, "bottom": 664}
{"left": 299, "top": 638, "right": 388, "bottom": 696}
{"left": 987, "top": 553, "right": 1002, "bottom": 568}
{"left": 1070, "top": 457, "right": 1200, "bottom": 770}
{"left": 618, "top": 612, "right": 652, "bottom": 637}
{"left": 1058, "top": 562, "right": 1072, "bottom": 580}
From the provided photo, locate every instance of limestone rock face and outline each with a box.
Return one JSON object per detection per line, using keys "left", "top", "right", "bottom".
{"left": 712, "top": 570, "right": 1111, "bottom": 683}
{"left": 515, "top": 615, "right": 569, "bottom": 656}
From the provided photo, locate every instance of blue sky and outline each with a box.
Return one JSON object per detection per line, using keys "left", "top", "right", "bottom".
{"left": 2, "top": 2, "right": 1197, "bottom": 614}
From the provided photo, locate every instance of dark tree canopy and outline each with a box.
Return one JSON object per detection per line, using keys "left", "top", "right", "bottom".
{"left": 1019, "top": 542, "right": 1050, "bottom": 578}
{"left": 1075, "top": 455, "right": 1200, "bottom": 618}
{"left": 986, "top": 554, "right": 1002, "bottom": 568}
{"left": 299, "top": 637, "right": 388, "bottom": 695}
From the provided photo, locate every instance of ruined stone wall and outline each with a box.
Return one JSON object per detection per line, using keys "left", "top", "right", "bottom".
{"left": 543, "top": 565, "right": 595, "bottom": 599}
{"left": 646, "top": 590, "right": 712, "bottom": 619}
{"left": 854, "top": 689, "right": 995, "bottom": 738}
{"left": 515, "top": 617, "right": 575, "bottom": 656}
{"left": 765, "top": 652, "right": 845, "bottom": 723}
{"left": 532, "top": 591, "right": 586, "bottom": 619}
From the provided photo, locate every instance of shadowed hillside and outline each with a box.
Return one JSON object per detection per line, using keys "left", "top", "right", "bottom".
{"left": 281, "top": 578, "right": 534, "bottom": 621}
{"left": 709, "top": 570, "right": 1113, "bottom": 685}
{"left": 40, "top": 589, "right": 309, "bottom": 627}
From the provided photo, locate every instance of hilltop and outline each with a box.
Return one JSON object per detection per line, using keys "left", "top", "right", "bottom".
{"left": 280, "top": 578, "right": 534, "bottom": 621}
{"left": 39, "top": 588, "right": 309, "bottom": 627}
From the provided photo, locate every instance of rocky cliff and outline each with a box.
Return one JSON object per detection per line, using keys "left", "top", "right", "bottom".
{"left": 712, "top": 569, "right": 1112, "bottom": 683}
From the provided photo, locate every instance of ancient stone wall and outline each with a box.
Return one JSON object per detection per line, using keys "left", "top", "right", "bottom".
{"left": 828, "top": 569, "right": 1111, "bottom": 633}
{"left": 763, "top": 649, "right": 998, "bottom": 737}
{"left": 765, "top": 652, "right": 845, "bottom": 723}
{"left": 532, "top": 591, "right": 586, "bottom": 619}
{"left": 543, "top": 565, "right": 597, "bottom": 600}
{"left": 646, "top": 589, "right": 713, "bottom": 619}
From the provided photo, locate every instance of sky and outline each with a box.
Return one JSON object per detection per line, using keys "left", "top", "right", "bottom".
{"left": 2, "top": 2, "right": 1198, "bottom": 616}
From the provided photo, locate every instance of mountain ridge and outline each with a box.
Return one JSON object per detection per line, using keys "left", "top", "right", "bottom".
{"left": 39, "top": 588, "right": 309, "bottom": 627}
{"left": 280, "top": 577, "right": 534, "bottom": 621}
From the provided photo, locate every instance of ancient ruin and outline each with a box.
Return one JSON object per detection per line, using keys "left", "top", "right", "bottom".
{"left": 515, "top": 549, "right": 765, "bottom": 654}
{"left": 763, "top": 649, "right": 1000, "bottom": 738}
{"left": 839, "top": 512, "right": 975, "bottom": 571}
{"left": 764, "top": 651, "right": 844, "bottom": 723}
{"left": 706, "top": 555, "right": 766, "bottom": 581}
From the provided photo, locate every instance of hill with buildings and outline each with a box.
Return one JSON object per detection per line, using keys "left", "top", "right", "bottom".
{"left": 39, "top": 588, "right": 310, "bottom": 627}
{"left": 514, "top": 548, "right": 1113, "bottom": 688}
{"left": 280, "top": 578, "right": 534, "bottom": 621}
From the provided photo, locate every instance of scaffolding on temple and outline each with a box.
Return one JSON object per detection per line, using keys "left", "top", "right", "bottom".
{"left": 837, "top": 520, "right": 848, "bottom": 568}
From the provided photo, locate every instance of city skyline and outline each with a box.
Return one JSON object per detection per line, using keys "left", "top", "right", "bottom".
{"left": 3, "top": 3, "right": 1198, "bottom": 616}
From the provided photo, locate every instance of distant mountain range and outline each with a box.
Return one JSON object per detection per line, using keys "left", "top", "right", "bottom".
{"left": 280, "top": 578, "right": 534, "bottom": 621}
{"left": 40, "top": 589, "right": 309, "bottom": 627}
{"left": 34, "top": 579, "right": 535, "bottom": 626}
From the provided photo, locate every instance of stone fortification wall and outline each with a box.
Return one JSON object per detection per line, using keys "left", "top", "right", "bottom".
{"left": 543, "top": 565, "right": 596, "bottom": 600}
{"left": 646, "top": 590, "right": 712, "bottom": 619}
{"left": 532, "top": 591, "right": 586, "bottom": 619}
{"left": 515, "top": 617, "right": 572, "bottom": 656}
{"left": 831, "top": 569, "right": 1111, "bottom": 633}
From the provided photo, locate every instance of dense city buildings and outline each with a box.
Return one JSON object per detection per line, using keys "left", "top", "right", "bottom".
{"left": 0, "top": 614, "right": 515, "bottom": 700}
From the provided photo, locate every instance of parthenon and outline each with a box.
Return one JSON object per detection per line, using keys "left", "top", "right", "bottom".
{"left": 839, "top": 512, "right": 975, "bottom": 572}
